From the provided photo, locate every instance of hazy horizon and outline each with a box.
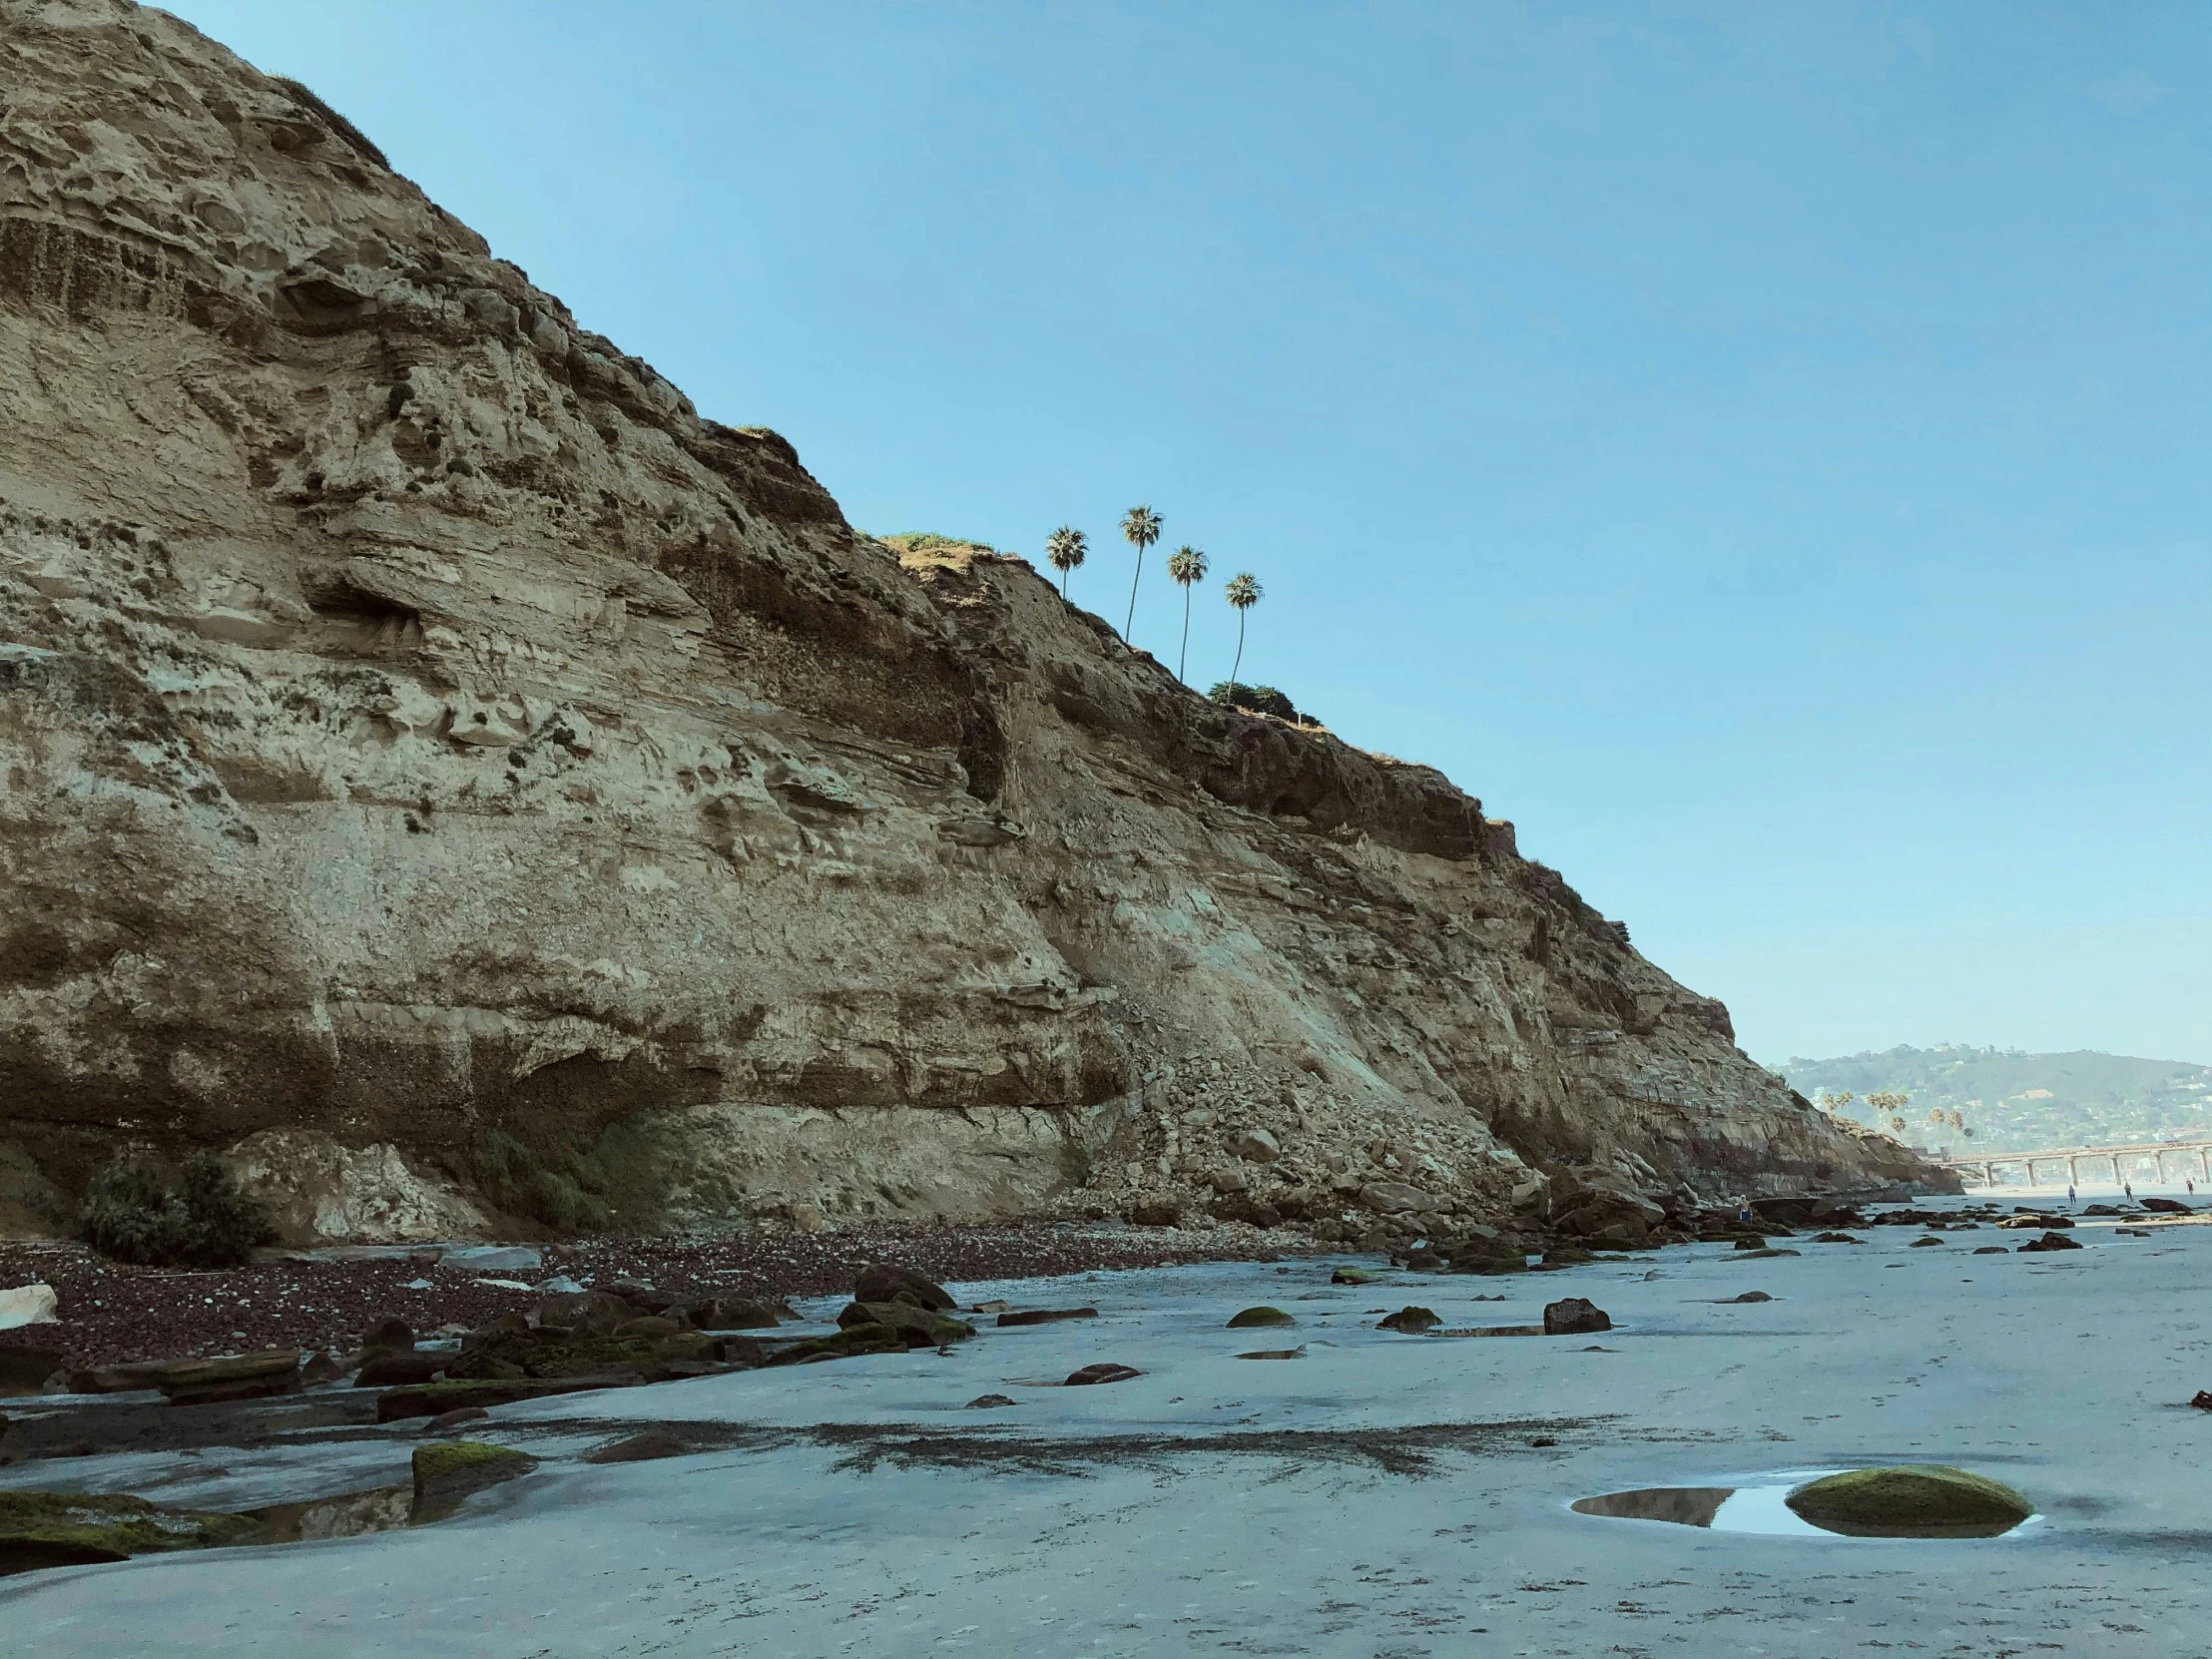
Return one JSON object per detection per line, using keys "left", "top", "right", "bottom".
{"left": 164, "top": 0, "right": 2212, "bottom": 1063}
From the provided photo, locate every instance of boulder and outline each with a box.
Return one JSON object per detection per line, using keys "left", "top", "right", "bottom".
{"left": 965, "top": 1393, "right": 1018, "bottom": 1408}
{"left": 1910, "top": 1236, "right": 1944, "bottom": 1248}
{"left": 611, "top": 1317, "right": 684, "bottom": 1341}
{"left": 1784, "top": 1465, "right": 2032, "bottom": 1536}
{"left": 852, "top": 1264, "right": 955, "bottom": 1312}
{"left": 1377, "top": 1306, "right": 1440, "bottom": 1334}
{"left": 1550, "top": 1191, "right": 1656, "bottom": 1244}
{"left": 1331, "top": 1268, "right": 1382, "bottom": 1285}
{"left": 1542, "top": 1298, "right": 1612, "bottom": 1336}
{"left": 1065, "top": 1363, "right": 1141, "bottom": 1385}
{"left": 996, "top": 1309, "right": 1100, "bottom": 1327}
{"left": 1723, "top": 1291, "right": 1773, "bottom": 1304}
{"left": 448, "top": 1326, "right": 716, "bottom": 1382}
{"left": 411, "top": 1440, "right": 535, "bottom": 1506}
{"left": 1972, "top": 1246, "right": 2009, "bottom": 1255}
{"left": 0, "top": 1345, "right": 67, "bottom": 1394}
{"left": 2016, "top": 1231, "right": 2083, "bottom": 1253}
{"left": 1229, "top": 1127, "right": 1283, "bottom": 1163}
{"left": 586, "top": 1431, "right": 689, "bottom": 1464}
{"left": 0, "top": 1284, "right": 58, "bottom": 1331}
{"left": 2141, "top": 1198, "right": 2190, "bottom": 1214}
{"left": 359, "top": 1317, "right": 414, "bottom": 1353}
{"left": 761, "top": 1325, "right": 908, "bottom": 1367}
{"left": 139, "top": 1350, "right": 302, "bottom": 1406}
{"left": 1225, "top": 1307, "right": 1295, "bottom": 1329}
{"left": 1813, "top": 1232, "right": 1862, "bottom": 1244}
{"left": 605, "top": 1280, "right": 677, "bottom": 1315}
{"left": 2190, "top": 1390, "right": 2212, "bottom": 1410}
{"left": 1731, "top": 1235, "right": 1768, "bottom": 1251}
{"left": 1542, "top": 1245, "right": 1597, "bottom": 1266}
{"left": 1997, "top": 1213, "right": 2070, "bottom": 1230}
{"left": 354, "top": 1350, "right": 444, "bottom": 1387}
{"left": 1358, "top": 1180, "right": 1438, "bottom": 1217}
{"left": 1128, "top": 1199, "right": 1184, "bottom": 1228}
{"left": 833, "top": 1302, "right": 976, "bottom": 1348}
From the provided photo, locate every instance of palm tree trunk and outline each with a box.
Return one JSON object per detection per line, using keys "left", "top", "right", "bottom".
{"left": 1061, "top": 568, "right": 1069, "bottom": 598}
{"left": 1230, "top": 612, "right": 1247, "bottom": 689}
{"left": 1124, "top": 550, "right": 1144, "bottom": 642}
{"left": 1178, "top": 588, "right": 1192, "bottom": 681}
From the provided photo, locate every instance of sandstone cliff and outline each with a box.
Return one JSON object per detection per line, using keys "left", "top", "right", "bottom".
{"left": 0, "top": 0, "right": 1945, "bottom": 1242}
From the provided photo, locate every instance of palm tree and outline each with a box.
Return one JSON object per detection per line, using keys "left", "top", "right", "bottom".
{"left": 1044, "top": 525, "right": 1087, "bottom": 597}
{"left": 1165, "top": 545, "right": 1208, "bottom": 681}
{"left": 1119, "top": 505, "right": 1161, "bottom": 642}
{"left": 1224, "top": 571, "right": 1262, "bottom": 687}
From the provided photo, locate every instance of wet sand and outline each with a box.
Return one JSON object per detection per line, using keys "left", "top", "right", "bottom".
{"left": 3, "top": 1206, "right": 2208, "bottom": 1656}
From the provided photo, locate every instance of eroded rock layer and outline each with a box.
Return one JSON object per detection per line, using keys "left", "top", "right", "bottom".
{"left": 0, "top": 0, "right": 1944, "bottom": 1242}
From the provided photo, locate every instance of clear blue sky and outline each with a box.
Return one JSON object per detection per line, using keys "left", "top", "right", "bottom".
{"left": 167, "top": 2, "right": 2212, "bottom": 1067}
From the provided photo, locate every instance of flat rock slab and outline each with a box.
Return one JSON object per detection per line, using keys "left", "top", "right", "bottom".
{"left": 995, "top": 1308, "right": 1100, "bottom": 1327}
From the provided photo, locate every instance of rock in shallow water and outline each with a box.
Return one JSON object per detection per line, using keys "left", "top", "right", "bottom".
{"left": 1377, "top": 1306, "right": 1440, "bottom": 1333}
{"left": 586, "top": 1431, "right": 689, "bottom": 1464}
{"left": 1784, "top": 1465, "right": 2032, "bottom": 1536}
{"left": 1065, "top": 1363, "right": 1141, "bottom": 1385}
{"left": 412, "top": 1440, "right": 536, "bottom": 1506}
{"left": 1226, "top": 1307, "right": 1295, "bottom": 1329}
{"left": 1543, "top": 1298, "right": 1612, "bottom": 1336}
{"left": 853, "top": 1264, "right": 955, "bottom": 1312}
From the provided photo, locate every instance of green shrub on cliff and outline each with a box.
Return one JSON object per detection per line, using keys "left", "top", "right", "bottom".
{"left": 1208, "top": 682, "right": 1303, "bottom": 723}
{"left": 81, "top": 1153, "right": 276, "bottom": 1268}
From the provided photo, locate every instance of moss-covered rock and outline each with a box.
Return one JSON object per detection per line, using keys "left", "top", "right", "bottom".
{"left": 445, "top": 1327, "right": 715, "bottom": 1382}
{"left": 1786, "top": 1466, "right": 2033, "bottom": 1537}
{"left": 1331, "top": 1268, "right": 1382, "bottom": 1285}
{"left": 0, "top": 1489, "right": 262, "bottom": 1574}
{"left": 762, "top": 1323, "right": 908, "bottom": 1367}
{"left": 834, "top": 1301, "right": 976, "bottom": 1347}
{"left": 411, "top": 1440, "right": 537, "bottom": 1507}
{"left": 1226, "top": 1307, "right": 1295, "bottom": 1329}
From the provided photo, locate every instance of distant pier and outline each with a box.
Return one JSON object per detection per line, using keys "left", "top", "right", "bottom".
{"left": 1941, "top": 1136, "right": 2212, "bottom": 1190}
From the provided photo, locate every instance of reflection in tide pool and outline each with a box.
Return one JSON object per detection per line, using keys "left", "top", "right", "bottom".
{"left": 1573, "top": 1471, "right": 2039, "bottom": 1539}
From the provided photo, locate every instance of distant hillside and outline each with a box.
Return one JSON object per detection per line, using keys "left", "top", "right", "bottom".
{"left": 1781, "top": 1045, "right": 2212, "bottom": 1155}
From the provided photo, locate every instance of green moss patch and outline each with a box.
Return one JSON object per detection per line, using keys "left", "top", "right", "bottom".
{"left": 0, "top": 1489, "right": 262, "bottom": 1572}
{"left": 1786, "top": 1466, "right": 2033, "bottom": 1537}
{"left": 1226, "top": 1307, "right": 1296, "bottom": 1329}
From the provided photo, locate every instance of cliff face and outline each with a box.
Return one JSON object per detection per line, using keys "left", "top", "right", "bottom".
{"left": 0, "top": 0, "right": 1944, "bottom": 1242}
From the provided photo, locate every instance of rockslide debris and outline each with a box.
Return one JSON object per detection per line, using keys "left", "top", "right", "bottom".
{"left": 0, "top": 0, "right": 1946, "bottom": 1246}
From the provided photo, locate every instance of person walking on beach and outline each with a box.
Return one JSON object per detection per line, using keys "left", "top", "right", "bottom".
{"left": 2067, "top": 1184, "right": 2076, "bottom": 1203}
{"left": 2123, "top": 1181, "right": 2133, "bottom": 1201}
